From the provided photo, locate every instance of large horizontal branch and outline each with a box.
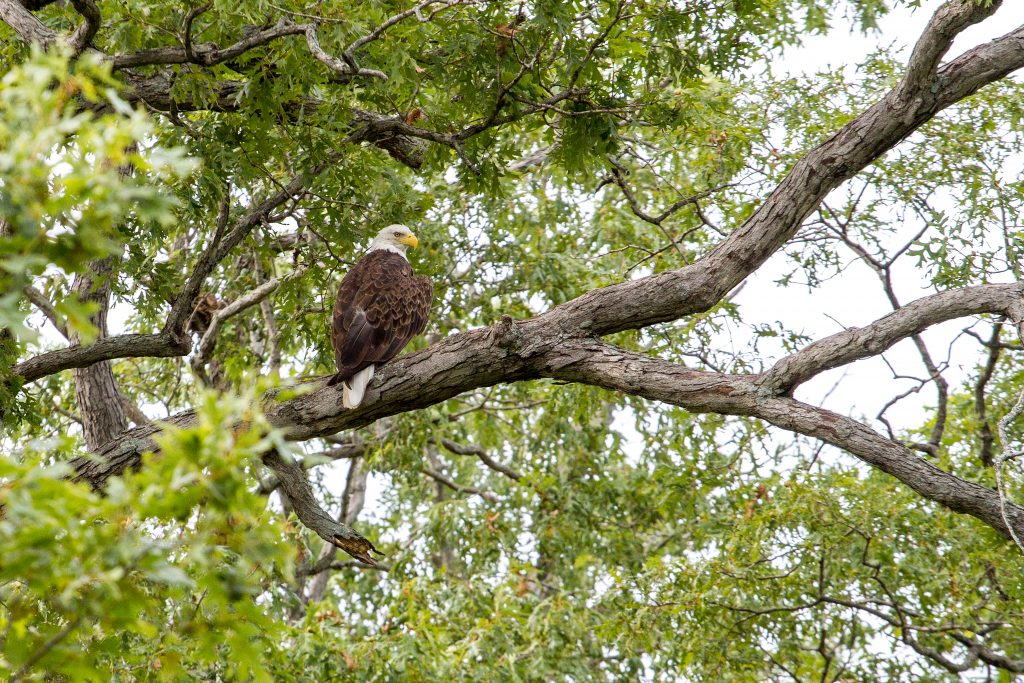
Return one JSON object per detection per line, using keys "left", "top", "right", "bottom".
{"left": 541, "top": 339, "right": 1024, "bottom": 542}
{"left": 72, "top": 280, "right": 1024, "bottom": 544}
{"left": 760, "top": 282, "right": 1024, "bottom": 395}
{"left": 13, "top": 333, "right": 190, "bottom": 384}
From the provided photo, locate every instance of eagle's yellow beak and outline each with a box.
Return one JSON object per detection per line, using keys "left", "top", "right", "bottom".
{"left": 399, "top": 233, "right": 419, "bottom": 249}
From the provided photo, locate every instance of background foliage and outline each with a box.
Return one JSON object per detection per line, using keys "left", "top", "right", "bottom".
{"left": 3, "top": 0, "right": 1024, "bottom": 680}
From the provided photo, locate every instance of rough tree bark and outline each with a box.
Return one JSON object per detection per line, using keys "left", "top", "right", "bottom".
{"left": 302, "top": 456, "right": 368, "bottom": 605}
{"left": 69, "top": 257, "right": 130, "bottom": 450}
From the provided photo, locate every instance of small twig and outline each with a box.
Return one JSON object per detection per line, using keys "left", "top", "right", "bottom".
{"left": 345, "top": 0, "right": 471, "bottom": 57}
{"left": 438, "top": 437, "right": 522, "bottom": 481}
{"left": 975, "top": 320, "right": 1003, "bottom": 466}
{"left": 420, "top": 466, "right": 497, "bottom": 503}
{"left": 10, "top": 617, "right": 82, "bottom": 681}
{"left": 22, "top": 285, "right": 69, "bottom": 339}
{"left": 995, "top": 387, "right": 1024, "bottom": 554}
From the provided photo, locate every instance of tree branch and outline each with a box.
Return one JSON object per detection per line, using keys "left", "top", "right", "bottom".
{"left": 21, "top": 285, "right": 69, "bottom": 339}
{"left": 759, "top": 283, "right": 1024, "bottom": 395}
{"left": 549, "top": 11, "right": 1024, "bottom": 337}
{"left": 67, "top": 0, "right": 100, "bottom": 55}
{"left": 900, "top": 0, "right": 1000, "bottom": 94}
{"left": 439, "top": 437, "right": 522, "bottom": 481}
{"left": 256, "top": 440, "right": 367, "bottom": 496}
{"left": 70, "top": 279, "right": 1024, "bottom": 550}
{"left": 304, "top": 26, "right": 387, "bottom": 81}
{"left": 264, "top": 450, "right": 381, "bottom": 566}
{"left": 14, "top": 163, "right": 328, "bottom": 386}
{"left": 542, "top": 339, "right": 1024, "bottom": 544}
{"left": 112, "top": 18, "right": 309, "bottom": 68}
{"left": 0, "top": 0, "right": 58, "bottom": 48}
{"left": 191, "top": 267, "right": 306, "bottom": 377}
{"left": 420, "top": 465, "right": 497, "bottom": 503}
{"left": 13, "top": 333, "right": 191, "bottom": 384}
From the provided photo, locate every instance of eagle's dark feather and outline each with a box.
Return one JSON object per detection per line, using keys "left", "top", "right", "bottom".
{"left": 327, "top": 250, "right": 432, "bottom": 387}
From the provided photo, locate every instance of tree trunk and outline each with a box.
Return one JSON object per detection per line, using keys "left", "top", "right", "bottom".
{"left": 70, "top": 256, "right": 130, "bottom": 450}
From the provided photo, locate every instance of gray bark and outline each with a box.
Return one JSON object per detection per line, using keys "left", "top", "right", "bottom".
{"left": 303, "top": 456, "right": 368, "bottom": 603}
{"left": 69, "top": 257, "right": 130, "bottom": 450}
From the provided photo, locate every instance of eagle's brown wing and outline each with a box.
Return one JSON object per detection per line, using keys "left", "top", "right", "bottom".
{"left": 328, "top": 250, "right": 432, "bottom": 385}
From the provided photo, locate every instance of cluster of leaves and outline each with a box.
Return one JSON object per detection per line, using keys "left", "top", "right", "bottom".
{"left": 0, "top": 390, "right": 294, "bottom": 680}
{"left": 0, "top": 50, "right": 192, "bottom": 335}
{"left": 0, "top": 49, "right": 193, "bottom": 422}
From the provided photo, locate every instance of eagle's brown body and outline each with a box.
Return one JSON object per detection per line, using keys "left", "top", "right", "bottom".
{"left": 328, "top": 249, "right": 432, "bottom": 390}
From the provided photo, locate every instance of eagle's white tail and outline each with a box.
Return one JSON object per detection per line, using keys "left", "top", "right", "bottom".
{"left": 343, "top": 365, "right": 375, "bottom": 409}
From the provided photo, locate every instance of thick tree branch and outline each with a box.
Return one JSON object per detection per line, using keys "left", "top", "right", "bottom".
{"left": 0, "top": 0, "right": 58, "bottom": 48}
{"left": 760, "top": 283, "right": 1024, "bottom": 395}
{"left": 112, "top": 19, "right": 309, "bottom": 68}
{"left": 541, "top": 339, "right": 1024, "bottom": 543}
{"left": 67, "top": 0, "right": 99, "bottom": 55}
{"left": 264, "top": 450, "right": 381, "bottom": 566}
{"left": 550, "top": 9, "right": 1024, "bottom": 337}
{"left": 72, "top": 281, "right": 1024, "bottom": 548}
{"left": 298, "top": 456, "right": 371, "bottom": 597}
{"left": 13, "top": 333, "right": 191, "bottom": 384}
{"left": 901, "top": 0, "right": 999, "bottom": 93}
{"left": 256, "top": 440, "right": 367, "bottom": 496}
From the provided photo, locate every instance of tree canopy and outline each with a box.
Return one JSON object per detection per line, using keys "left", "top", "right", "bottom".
{"left": 3, "top": 0, "right": 1024, "bottom": 679}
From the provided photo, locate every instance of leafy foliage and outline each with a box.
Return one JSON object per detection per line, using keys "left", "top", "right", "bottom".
{"left": 1, "top": 391, "right": 292, "bottom": 680}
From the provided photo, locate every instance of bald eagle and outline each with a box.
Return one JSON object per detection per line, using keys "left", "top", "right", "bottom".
{"left": 327, "top": 224, "right": 433, "bottom": 408}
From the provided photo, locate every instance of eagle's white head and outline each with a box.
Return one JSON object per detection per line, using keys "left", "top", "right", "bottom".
{"left": 368, "top": 224, "right": 419, "bottom": 259}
